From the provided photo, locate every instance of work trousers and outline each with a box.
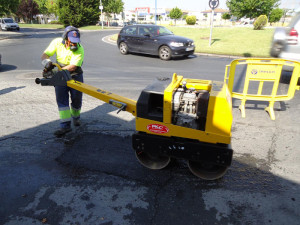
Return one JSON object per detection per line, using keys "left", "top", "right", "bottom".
{"left": 55, "top": 73, "right": 83, "bottom": 129}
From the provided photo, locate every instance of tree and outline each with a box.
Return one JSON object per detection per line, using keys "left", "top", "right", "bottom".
{"left": 281, "top": 8, "right": 290, "bottom": 26}
{"left": 35, "top": 0, "right": 48, "bottom": 15}
{"left": 222, "top": 12, "right": 231, "bottom": 21}
{"left": 16, "top": 0, "right": 39, "bottom": 23}
{"left": 226, "top": 0, "right": 280, "bottom": 19}
{"left": 57, "top": 0, "right": 100, "bottom": 27}
{"left": 269, "top": 8, "right": 283, "bottom": 25}
{"left": 0, "top": 0, "right": 20, "bottom": 17}
{"left": 34, "top": 0, "right": 58, "bottom": 16}
{"left": 103, "top": 0, "right": 123, "bottom": 14}
{"left": 158, "top": 15, "right": 162, "bottom": 24}
{"left": 169, "top": 7, "right": 182, "bottom": 25}
{"left": 102, "top": 0, "right": 124, "bottom": 23}
{"left": 46, "top": 0, "right": 59, "bottom": 17}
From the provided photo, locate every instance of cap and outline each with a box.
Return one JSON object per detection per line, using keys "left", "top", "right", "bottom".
{"left": 67, "top": 30, "right": 80, "bottom": 43}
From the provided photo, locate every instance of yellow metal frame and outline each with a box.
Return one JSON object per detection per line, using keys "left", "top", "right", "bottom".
{"left": 52, "top": 63, "right": 137, "bottom": 116}
{"left": 163, "top": 73, "right": 212, "bottom": 124}
{"left": 224, "top": 58, "right": 300, "bottom": 120}
{"left": 67, "top": 80, "right": 137, "bottom": 116}
{"left": 163, "top": 73, "right": 183, "bottom": 124}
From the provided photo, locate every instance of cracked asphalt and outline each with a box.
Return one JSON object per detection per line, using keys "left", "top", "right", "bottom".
{"left": 0, "top": 29, "right": 300, "bottom": 225}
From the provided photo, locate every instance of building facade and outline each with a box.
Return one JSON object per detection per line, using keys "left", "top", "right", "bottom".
{"left": 113, "top": 7, "right": 230, "bottom": 26}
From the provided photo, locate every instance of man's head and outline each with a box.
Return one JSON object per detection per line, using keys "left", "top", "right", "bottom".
{"left": 62, "top": 26, "right": 80, "bottom": 51}
{"left": 67, "top": 29, "right": 80, "bottom": 43}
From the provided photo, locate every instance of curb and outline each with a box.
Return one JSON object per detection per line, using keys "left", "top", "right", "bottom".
{"left": 195, "top": 52, "right": 242, "bottom": 59}
{"left": 103, "top": 34, "right": 117, "bottom": 46}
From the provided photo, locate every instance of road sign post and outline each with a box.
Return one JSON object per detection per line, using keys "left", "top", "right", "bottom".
{"left": 208, "top": 0, "right": 219, "bottom": 46}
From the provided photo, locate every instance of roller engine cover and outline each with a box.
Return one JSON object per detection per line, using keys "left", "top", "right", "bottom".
{"left": 136, "top": 78, "right": 209, "bottom": 131}
{"left": 172, "top": 88, "right": 209, "bottom": 130}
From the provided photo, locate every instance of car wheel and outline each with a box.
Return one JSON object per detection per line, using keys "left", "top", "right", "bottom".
{"left": 159, "top": 46, "right": 172, "bottom": 60}
{"left": 119, "top": 42, "right": 129, "bottom": 55}
{"left": 270, "top": 41, "right": 284, "bottom": 57}
{"left": 17, "top": 27, "right": 20, "bottom": 31}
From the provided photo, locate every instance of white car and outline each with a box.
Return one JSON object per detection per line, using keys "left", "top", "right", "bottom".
{"left": 270, "top": 12, "right": 300, "bottom": 61}
{"left": 0, "top": 18, "right": 20, "bottom": 31}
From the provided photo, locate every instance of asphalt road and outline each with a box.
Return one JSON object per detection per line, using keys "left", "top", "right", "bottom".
{"left": 0, "top": 28, "right": 299, "bottom": 225}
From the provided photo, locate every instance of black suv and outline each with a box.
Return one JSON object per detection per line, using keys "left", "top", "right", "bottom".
{"left": 117, "top": 24, "right": 195, "bottom": 60}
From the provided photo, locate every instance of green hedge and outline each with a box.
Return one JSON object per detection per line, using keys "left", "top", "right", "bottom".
{"left": 49, "top": 20, "right": 61, "bottom": 24}
{"left": 186, "top": 15, "right": 196, "bottom": 25}
{"left": 254, "top": 15, "right": 268, "bottom": 30}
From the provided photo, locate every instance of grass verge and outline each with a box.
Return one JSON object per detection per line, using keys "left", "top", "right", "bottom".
{"left": 167, "top": 26, "right": 274, "bottom": 57}
{"left": 19, "top": 24, "right": 111, "bottom": 30}
{"left": 19, "top": 23, "right": 64, "bottom": 29}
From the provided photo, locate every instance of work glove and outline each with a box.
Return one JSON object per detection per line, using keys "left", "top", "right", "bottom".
{"left": 41, "top": 59, "right": 55, "bottom": 71}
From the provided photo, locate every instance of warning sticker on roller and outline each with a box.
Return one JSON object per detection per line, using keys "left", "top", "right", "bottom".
{"left": 147, "top": 124, "right": 169, "bottom": 134}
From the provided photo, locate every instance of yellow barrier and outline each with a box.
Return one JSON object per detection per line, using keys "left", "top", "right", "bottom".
{"left": 224, "top": 58, "right": 300, "bottom": 120}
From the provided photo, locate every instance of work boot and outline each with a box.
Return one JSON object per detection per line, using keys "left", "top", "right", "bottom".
{"left": 54, "top": 127, "right": 72, "bottom": 137}
{"left": 73, "top": 118, "right": 81, "bottom": 127}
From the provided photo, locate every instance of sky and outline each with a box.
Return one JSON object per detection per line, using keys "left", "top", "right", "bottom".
{"left": 123, "top": 0, "right": 298, "bottom": 12}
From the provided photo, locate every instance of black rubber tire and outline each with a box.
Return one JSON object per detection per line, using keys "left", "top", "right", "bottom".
{"left": 159, "top": 45, "right": 172, "bottom": 60}
{"left": 119, "top": 42, "right": 129, "bottom": 55}
{"left": 270, "top": 41, "right": 284, "bottom": 58}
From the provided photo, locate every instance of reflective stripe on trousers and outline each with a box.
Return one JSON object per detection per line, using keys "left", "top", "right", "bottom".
{"left": 58, "top": 106, "right": 72, "bottom": 123}
{"left": 71, "top": 106, "right": 81, "bottom": 119}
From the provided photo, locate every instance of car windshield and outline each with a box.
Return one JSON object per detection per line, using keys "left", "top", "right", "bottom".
{"left": 4, "top": 19, "right": 14, "bottom": 23}
{"left": 146, "top": 26, "right": 173, "bottom": 36}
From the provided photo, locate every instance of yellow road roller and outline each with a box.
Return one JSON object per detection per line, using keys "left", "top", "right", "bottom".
{"left": 36, "top": 65, "right": 233, "bottom": 180}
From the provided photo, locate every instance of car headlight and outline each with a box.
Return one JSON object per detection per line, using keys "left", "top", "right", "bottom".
{"left": 170, "top": 42, "right": 184, "bottom": 47}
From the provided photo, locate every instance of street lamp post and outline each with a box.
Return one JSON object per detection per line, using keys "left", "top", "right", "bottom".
{"left": 99, "top": 0, "right": 103, "bottom": 29}
{"left": 155, "top": 0, "right": 157, "bottom": 25}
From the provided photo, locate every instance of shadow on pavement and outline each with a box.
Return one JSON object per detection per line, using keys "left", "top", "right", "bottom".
{"left": 0, "top": 64, "right": 17, "bottom": 72}
{"left": 0, "top": 103, "right": 299, "bottom": 225}
{"left": 0, "top": 86, "right": 25, "bottom": 95}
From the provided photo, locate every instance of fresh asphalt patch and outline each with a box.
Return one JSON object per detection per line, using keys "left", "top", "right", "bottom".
{"left": 55, "top": 127, "right": 292, "bottom": 194}
{"left": 56, "top": 131, "right": 190, "bottom": 185}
